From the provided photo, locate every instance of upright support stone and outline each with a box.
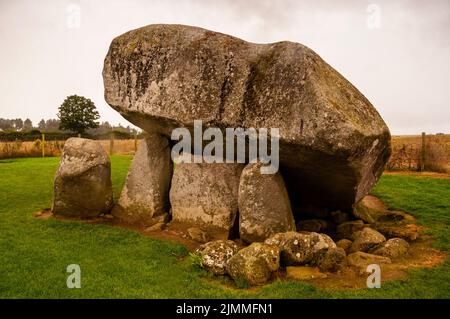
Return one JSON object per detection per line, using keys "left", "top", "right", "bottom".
{"left": 238, "top": 163, "right": 296, "bottom": 243}
{"left": 112, "top": 134, "right": 172, "bottom": 226}
{"left": 169, "top": 160, "right": 244, "bottom": 234}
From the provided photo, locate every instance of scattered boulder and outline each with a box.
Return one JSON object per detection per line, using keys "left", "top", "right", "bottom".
{"left": 313, "top": 247, "right": 347, "bottom": 273}
{"left": 330, "top": 210, "right": 350, "bottom": 225}
{"left": 297, "top": 219, "right": 329, "bottom": 233}
{"left": 170, "top": 161, "right": 243, "bottom": 233}
{"left": 372, "top": 223, "right": 419, "bottom": 241}
{"left": 264, "top": 232, "right": 336, "bottom": 266}
{"left": 336, "top": 220, "right": 366, "bottom": 240}
{"left": 112, "top": 134, "right": 172, "bottom": 226}
{"left": 350, "top": 227, "right": 386, "bottom": 253}
{"left": 239, "top": 163, "right": 296, "bottom": 243}
{"left": 195, "top": 240, "right": 239, "bottom": 275}
{"left": 286, "top": 266, "right": 327, "bottom": 280}
{"left": 226, "top": 243, "right": 280, "bottom": 286}
{"left": 310, "top": 232, "right": 337, "bottom": 253}
{"left": 336, "top": 239, "right": 353, "bottom": 254}
{"left": 370, "top": 238, "right": 409, "bottom": 258}
{"left": 352, "top": 195, "right": 389, "bottom": 223}
{"left": 52, "top": 138, "right": 113, "bottom": 217}
{"left": 103, "top": 23, "right": 391, "bottom": 212}
{"left": 188, "top": 227, "right": 210, "bottom": 243}
{"left": 353, "top": 196, "right": 417, "bottom": 227}
{"left": 347, "top": 251, "right": 391, "bottom": 274}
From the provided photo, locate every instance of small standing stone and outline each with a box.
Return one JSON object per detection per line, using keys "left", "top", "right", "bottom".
{"left": 52, "top": 138, "right": 113, "bottom": 217}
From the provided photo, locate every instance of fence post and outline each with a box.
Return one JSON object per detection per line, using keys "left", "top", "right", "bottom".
{"left": 41, "top": 133, "right": 45, "bottom": 158}
{"left": 110, "top": 130, "right": 114, "bottom": 156}
{"left": 420, "top": 132, "right": 426, "bottom": 172}
{"left": 134, "top": 131, "right": 138, "bottom": 153}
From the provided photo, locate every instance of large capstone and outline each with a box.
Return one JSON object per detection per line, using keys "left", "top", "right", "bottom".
{"left": 112, "top": 134, "right": 172, "bottom": 226}
{"left": 103, "top": 24, "right": 391, "bottom": 211}
{"left": 169, "top": 160, "right": 243, "bottom": 233}
{"left": 52, "top": 138, "right": 113, "bottom": 217}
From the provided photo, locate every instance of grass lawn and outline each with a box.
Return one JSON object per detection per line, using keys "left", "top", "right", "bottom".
{"left": 0, "top": 156, "right": 449, "bottom": 298}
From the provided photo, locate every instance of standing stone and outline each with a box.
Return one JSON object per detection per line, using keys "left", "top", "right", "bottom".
{"left": 238, "top": 163, "right": 296, "bottom": 243}
{"left": 112, "top": 134, "right": 172, "bottom": 226}
{"left": 170, "top": 161, "right": 243, "bottom": 233}
{"left": 52, "top": 138, "right": 113, "bottom": 217}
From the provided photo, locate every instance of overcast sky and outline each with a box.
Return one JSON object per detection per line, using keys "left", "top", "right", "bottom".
{"left": 0, "top": 0, "right": 449, "bottom": 134}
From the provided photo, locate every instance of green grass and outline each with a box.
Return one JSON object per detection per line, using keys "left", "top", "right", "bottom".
{"left": 0, "top": 157, "right": 449, "bottom": 298}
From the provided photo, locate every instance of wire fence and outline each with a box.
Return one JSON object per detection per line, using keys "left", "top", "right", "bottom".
{"left": 1, "top": 132, "right": 449, "bottom": 173}
{"left": 0, "top": 133, "right": 140, "bottom": 159}
{"left": 387, "top": 134, "right": 450, "bottom": 173}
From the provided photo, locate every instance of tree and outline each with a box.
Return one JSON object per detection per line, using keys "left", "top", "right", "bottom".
{"left": 0, "top": 118, "right": 13, "bottom": 131}
{"left": 45, "top": 119, "right": 61, "bottom": 131}
{"left": 57, "top": 95, "right": 100, "bottom": 134}
{"left": 38, "top": 119, "right": 46, "bottom": 130}
{"left": 12, "top": 118, "right": 23, "bottom": 131}
{"left": 23, "top": 118, "right": 33, "bottom": 131}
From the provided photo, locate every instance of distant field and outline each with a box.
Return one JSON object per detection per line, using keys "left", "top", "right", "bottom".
{"left": 0, "top": 139, "right": 139, "bottom": 159}
{"left": 1, "top": 135, "right": 449, "bottom": 173}
{"left": 389, "top": 134, "right": 450, "bottom": 172}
